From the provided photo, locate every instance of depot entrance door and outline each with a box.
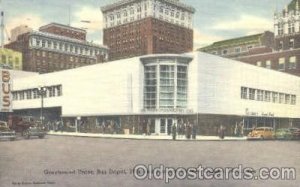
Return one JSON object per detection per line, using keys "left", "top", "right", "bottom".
{"left": 157, "top": 118, "right": 174, "bottom": 135}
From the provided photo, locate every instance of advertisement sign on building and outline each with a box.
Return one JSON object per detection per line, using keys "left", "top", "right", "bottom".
{"left": 0, "top": 70, "right": 12, "bottom": 112}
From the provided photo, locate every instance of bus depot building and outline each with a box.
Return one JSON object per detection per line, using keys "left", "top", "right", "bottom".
{"left": 9, "top": 52, "right": 300, "bottom": 136}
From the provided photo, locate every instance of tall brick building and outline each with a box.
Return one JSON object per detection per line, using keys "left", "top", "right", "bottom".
{"left": 101, "top": 0, "right": 195, "bottom": 61}
{"left": 198, "top": 0, "right": 300, "bottom": 77}
{"left": 5, "top": 23, "right": 108, "bottom": 73}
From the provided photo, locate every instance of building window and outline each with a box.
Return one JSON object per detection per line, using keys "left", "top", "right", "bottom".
{"left": 288, "top": 56, "right": 296, "bottom": 69}
{"left": 222, "top": 50, "right": 228, "bottom": 55}
{"left": 42, "top": 40, "right": 45, "bottom": 47}
{"left": 159, "top": 65, "right": 175, "bottom": 108}
{"left": 235, "top": 47, "right": 241, "bottom": 53}
{"left": 53, "top": 42, "right": 57, "bottom": 49}
{"left": 249, "top": 88, "right": 255, "bottom": 100}
{"left": 47, "top": 40, "right": 51, "bottom": 48}
{"left": 241, "top": 87, "right": 248, "bottom": 99}
{"left": 285, "top": 94, "right": 291, "bottom": 104}
{"left": 177, "top": 66, "right": 188, "bottom": 108}
{"left": 278, "top": 41, "right": 283, "bottom": 50}
{"left": 289, "top": 39, "right": 294, "bottom": 49}
{"left": 1, "top": 55, "right": 6, "bottom": 63}
{"left": 256, "top": 90, "right": 264, "bottom": 101}
{"left": 130, "top": 8, "right": 134, "bottom": 15}
{"left": 33, "top": 89, "right": 38, "bottom": 99}
{"left": 256, "top": 61, "right": 262, "bottom": 67}
{"left": 264, "top": 91, "right": 271, "bottom": 102}
{"left": 278, "top": 23, "right": 283, "bottom": 35}
{"left": 26, "top": 90, "right": 32, "bottom": 99}
{"left": 57, "top": 85, "right": 62, "bottom": 96}
{"left": 272, "top": 92, "right": 278, "bottom": 103}
{"left": 144, "top": 66, "right": 157, "bottom": 109}
{"left": 278, "top": 57, "right": 285, "bottom": 70}
{"left": 291, "top": 95, "right": 296, "bottom": 105}
{"left": 13, "top": 92, "right": 18, "bottom": 100}
{"left": 266, "top": 60, "right": 271, "bottom": 69}
{"left": 288, "top": 22, "right": 295, "bottom": 34}
{"left": 123, "top": 10, "right": 127, "bottom": 17}
{"left": 279, "top": 93, "right": 284, "bottom": 103}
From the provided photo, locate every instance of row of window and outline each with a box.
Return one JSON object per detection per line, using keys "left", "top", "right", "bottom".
{"left": 12, "top": 85, "right": 62, "bottom": 101}
{"left": 30, "top": 36, "right": 106, "bottom": 57}
{"left": 241, "top": 87, "right": 296, "bottom": 105}
{"left": 277, "top": 22, "right": 297, "bottom": 36}
{"left": 34, "top": 51, "right": 96, "bottom": 64}
{"left": 212, "top": 45, "right": 254, "bottom": 56}
{"left": 0, "top": 55, "right": 20, "bottom": 64}
{"left": 256, "top": 56, "right": 297, "bottom": 70}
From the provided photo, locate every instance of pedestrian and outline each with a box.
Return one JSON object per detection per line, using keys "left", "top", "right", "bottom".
{"left": 186, "top": 123, "right": 191, "bottom": 139}
{"left": 234, "top": 123, "right": 238, "bottom": 137}
{"left": 219, "top": 125, "right": 225, "bottom": 139}
{"left": 172, "top": 123, "right": 177, "bottom": 140}
{"left": 146, "top": 121, "right": 150, "bottom": 136}
{"left": 192, "top": 124, "right": 197, "bottom": 139}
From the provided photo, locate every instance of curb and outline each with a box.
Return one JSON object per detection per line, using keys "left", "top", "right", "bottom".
{"left": 47, "top": 133, "right": 247, "bottom": 141}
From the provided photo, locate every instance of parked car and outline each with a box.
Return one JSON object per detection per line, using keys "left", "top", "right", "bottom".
{"left": 247, "top": 127, "right": 274, "bottom": 140}
{"left": 0, "top": 121, "right": 16, "bottom": 141}
{"left": 23, "top": 126, "right": 46, "bottom": 139}
{"left": 274, "top": 128, "right": 293, "bottom": 140}
{"left": 289, "top": 128, "right": 300, "bottom": 140}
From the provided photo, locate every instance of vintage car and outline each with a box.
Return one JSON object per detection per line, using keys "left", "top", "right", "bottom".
{"left": 247, "top": 127, "right": 274, "bottom": 140}
{"left": 23, "top": 126, "right": 46, "bottom": 139}
{"left": 0, "top": 121, "right": 16, "bottom": 141}
{"left": 274, "top": 128, "right": 293, "bottom": 140}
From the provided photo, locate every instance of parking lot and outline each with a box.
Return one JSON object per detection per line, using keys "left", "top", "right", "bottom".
{"left": 0, "top": 135, "right": 299, "bottom": 187}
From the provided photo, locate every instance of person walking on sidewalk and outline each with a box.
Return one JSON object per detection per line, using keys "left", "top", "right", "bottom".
{"left": 219, "top": 125, "right": 225, "bottom": 139}
{"left": 192, "top": 124, "right": 197, "bottom": 140}
{"left": 172, "top": 123, "right": 177, "bottom": 140}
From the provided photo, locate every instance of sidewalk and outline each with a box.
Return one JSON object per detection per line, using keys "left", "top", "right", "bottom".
{"left": 47, "top": 131, "right": 247, "bottom": 141}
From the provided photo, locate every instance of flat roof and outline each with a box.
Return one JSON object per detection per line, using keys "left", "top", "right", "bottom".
{"left": 101, "top": 0, "right": 195, "bottom": 13}
{"left": 39, "top": 23, "right": 87, "bottom": 34}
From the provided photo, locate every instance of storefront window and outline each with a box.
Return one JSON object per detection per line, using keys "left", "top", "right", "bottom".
{"left": 143, "top": 57, "right": 191, "bottom": 110}
{"left": 144, "top": 66, "right": 157, "bottom": 109}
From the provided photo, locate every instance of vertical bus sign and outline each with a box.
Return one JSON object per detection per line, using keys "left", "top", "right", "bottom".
{"left": 1, "top": 70, "right": 12, "bottom": 112}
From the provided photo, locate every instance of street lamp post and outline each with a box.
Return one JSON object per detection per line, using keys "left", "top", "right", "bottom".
{"left": 37, "top": 86, "right": 47, "bottom": 128}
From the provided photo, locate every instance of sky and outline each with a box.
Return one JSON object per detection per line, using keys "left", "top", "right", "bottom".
{"left": 0, "top": 0, "right": 293, "bottom": 49}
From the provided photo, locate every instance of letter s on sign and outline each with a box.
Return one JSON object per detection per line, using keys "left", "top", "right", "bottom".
{"left": 2, "top": 70, "right": 10, "bottom": 82}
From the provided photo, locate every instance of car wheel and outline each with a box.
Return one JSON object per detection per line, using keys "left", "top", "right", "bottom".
{"left": 10, "top": 137, "right": 15, "bottom": 141}
{"left": 39, "top": 135, "right": 44, "bottom": 139}
{"left": 260, "top": 135, "right": 264, "bottom": 140}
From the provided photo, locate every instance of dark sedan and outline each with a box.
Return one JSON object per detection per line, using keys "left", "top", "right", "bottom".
{"left": 23, "top": 126, "right": 46, "bottom": 139}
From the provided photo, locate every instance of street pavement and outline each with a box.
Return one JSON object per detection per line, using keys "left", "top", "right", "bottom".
{"left": 0, "top": 135, "right": 299, "bottom": 187}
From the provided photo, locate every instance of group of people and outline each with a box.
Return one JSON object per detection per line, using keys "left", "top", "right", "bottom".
{"left": 172, "top": 121, "right": 197, "bottom": 140}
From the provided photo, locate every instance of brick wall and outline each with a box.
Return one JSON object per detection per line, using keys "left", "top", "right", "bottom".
{"left": 235, "top": 49, "right": 300, "bottom": 76}
{"left": 103, "top": 17, "right": 193, "bottom": 61}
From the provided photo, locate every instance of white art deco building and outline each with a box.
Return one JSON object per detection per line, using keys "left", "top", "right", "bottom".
{"left": 6, "top": 52, "right": 300, "bottom": 135}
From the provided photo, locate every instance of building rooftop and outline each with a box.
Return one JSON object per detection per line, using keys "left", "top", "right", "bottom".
{"left": 39, "top": 22, "right": 87, "bottom": 34}
{"left": 101, "top": 0, "right": 195, "bottom": 13}
{"left": 287, "top": 0, "right": 300, "bottom": 11}
{"left": 199, "top": 32, "right": 267, "bottom": 51}
{"left": 30, "top": 31, "right": 108, "bottom": 49}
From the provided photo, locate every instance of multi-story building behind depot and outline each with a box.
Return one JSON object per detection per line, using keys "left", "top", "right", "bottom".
{"left": 5, "top": 23, "right": 108, "bottom": 74}
{"left": 0, "top": 48, "right": 22, "bottom": 70}
{"left": 199, "top": 31, "right": 275, "bottom": 59}
{"left": 199, "top": 0, "right": 300, "bottom": 77}
{"left": 101, "top": 0, "right": 195, "bottom": 61}
{"left": 6, "top": 52, "right": 300, "bottom": 136}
